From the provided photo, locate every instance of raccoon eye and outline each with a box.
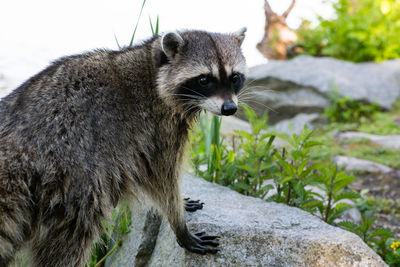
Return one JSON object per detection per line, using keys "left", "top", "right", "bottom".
{"left": 231, "top": 74, "right": 240, "bottom": 85}
{"left": 198, "top": 76, "right": 210, "bottom": 86}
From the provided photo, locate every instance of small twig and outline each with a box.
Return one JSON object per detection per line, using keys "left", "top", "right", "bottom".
{"left": 264, "top": 0, "right": 273, "bottom": 22}
{"left": 286, "top": 183, "right": 292, "bottom": 205}
{"left": 282, "top": 0, "right": 296, "bottom": 19}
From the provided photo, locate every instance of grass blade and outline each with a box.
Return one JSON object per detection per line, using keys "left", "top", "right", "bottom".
{"left": 114, "top": 33, "right": 121, "bottom": 50}
{"left": 129, "top": 0, "right": 147, "bottom": 46}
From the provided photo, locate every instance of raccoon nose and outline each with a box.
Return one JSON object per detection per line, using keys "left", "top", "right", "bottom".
{"left": 221, "top": 101, "right": 237, "bottom": 116}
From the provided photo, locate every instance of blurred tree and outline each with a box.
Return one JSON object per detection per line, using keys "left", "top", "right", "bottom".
{"left": 257, "top": 0, "right": 298, "bottom": 60}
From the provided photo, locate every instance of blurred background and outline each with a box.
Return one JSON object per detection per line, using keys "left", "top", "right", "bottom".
{"left": 0, "top": 0, "right": 333, "bottom": 94}
{"left": 2, "top": 1, "right": 400, "bottom": 266}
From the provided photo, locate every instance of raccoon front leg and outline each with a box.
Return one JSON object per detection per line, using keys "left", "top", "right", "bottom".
{"left": 163, "top": 184, "right": 219, "bottom": 254}
{"left": 0, "top": 170, "right": 31, "bottom": 266}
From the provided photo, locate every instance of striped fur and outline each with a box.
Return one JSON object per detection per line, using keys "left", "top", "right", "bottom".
{"left": 0, "top": 29, "right": 246, "bottom": 266}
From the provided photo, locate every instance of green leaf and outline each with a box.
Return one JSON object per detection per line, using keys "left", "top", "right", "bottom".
{"left": 298, "top": 159, "right": 309, "bottom": 175}
{"left": 370, "top": 228, "right": 393, "bottom": 239}
{"left": 129, "top": 0, "right": 147, "bottom": 46}
{"left": 333, "top": 191, "right": 360, "bottom": 203}
{"left": 233, "top": 182, "right": 252, "bottom": 191}
{"left": 227, "top": 150, "right": 235, "bottom": 163}
{"left": 238, "top": 165, "right": 254, "bottom": 175}
{"left": 279, "top": 176, "right": 294, "bottom": 184}
{"left": 304, "top": 140, "right": 324, "bottom": 148}
{"left": 260, "top": 133, "right": 275, "bottom": 142}
{"left": 234, "top": 130, "right": 252, "bottom": 140}
{"left": 279, "top": 160, "right": 296, "bottom": 176}
{"left": 338, "top": 220, "right": 358, "bottom": 230}
{"left": 114, "top": 33, "right": 122, "bottom": 49}
{"left": 301, "top": 199, "right": 323, "bottom": 209}
{"left": 261, "top": 184, "right": 274, "bottom": 192}
{"left": 333, "top": 173, "right": 357, "bottom": 192}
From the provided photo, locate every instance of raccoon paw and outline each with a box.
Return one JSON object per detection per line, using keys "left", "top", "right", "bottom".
{"left": 184, "top": 197, "right": 204, "bottom": 212}
{"left": 177, "top": 230, "right": 220, "bottom": 254}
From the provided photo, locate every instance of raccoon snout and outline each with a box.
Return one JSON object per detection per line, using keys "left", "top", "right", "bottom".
{"left": 221, "top": 101, "right": 237, "bottom": 116}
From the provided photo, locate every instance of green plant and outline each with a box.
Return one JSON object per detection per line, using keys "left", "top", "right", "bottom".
{"left": 296, "top": 0, "right": 400, "bottom": 62}
{"left": 233, "top": 106, "right": 277, "bottom": 198}
{"left": 191, "top": 108, "right": 359, "bottom": 222}
{"left": 86, "top": 206, "right": 131, "bottom": 267}
{"left": 313, "top": 164, "right": 359, "bottom": 224}
{"left": 188, "top": 105, "right": 398, "bottom": 266}
{"left": 338, "top": 211, "right": 400, "bottom": 265}
{"left": 269, "top": 127, "right": 359, "bottom": 223}
{"left": 114, "top": 0, "right": 149, "bottom": 49}
{"left": 269, "top": 126, "right": 324, "bottom": 210}
{"left": 190, "top": 113, "right": 224, "bottom": 183}
{"left": 324, "top": 91, "right": 380, "bottom": 123}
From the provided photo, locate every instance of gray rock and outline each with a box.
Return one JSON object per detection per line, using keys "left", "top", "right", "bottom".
{"left": 106, "top": 174, "right": 386, "bottom": 267}
{"left": 341, "top": 206, "right": 363, "bottom": 225}
{"left": 272, "top": 113, "right": 320, "bottom": 135}
{"left": 238, "top": 77, "right": 329, "bottom": 124}
{"left": 244, "top": 56, "right": 400, "bottom": 123}
{"left": 336, "top": 131, "right": 400, "bottom": 150}
{"left": 333, "top": 155, "right": 393, "bottom": 174}
{"left": 220, "top": 116, "right": 252, "bottom": 135}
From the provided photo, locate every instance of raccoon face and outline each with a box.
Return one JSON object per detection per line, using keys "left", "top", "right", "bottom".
{"left": 156, "top": 28, "right": 247, "bottom": 116}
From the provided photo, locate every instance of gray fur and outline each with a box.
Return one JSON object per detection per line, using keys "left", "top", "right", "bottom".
{"left": 0, "top": 29, "right": 246, "bottom": 266}
{"left": 161, "top": 32, "right": 184, "bottom": 59}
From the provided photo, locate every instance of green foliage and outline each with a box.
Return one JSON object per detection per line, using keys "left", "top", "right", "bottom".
{"left": 297, "top": 0, "right": 400, "bottom": 62}
{"left": 190, "top": 106, "right": 359, "bottom": 223}
{"left": 269, "top": 127, "right": 325, "bottom": 210}
{"left": 86, "top": 206, "right": 131, "bottom": 267}
{"left": 347, "top": 145, "right": 400, "bottom": 169}
{"left": 314, "top": 165, "right": 359, "bottom": 224}
{"left": 338, "top": 211, "right": 400, "bottom": 265}
{"left": 149, "top": 15, "right": 160, "bottom": 36}
{"left": 190, "top": 113, "right": 225, "bottom": 184}
{"left": 324, "top": 91, "right": 380, "bottom": 123}
{"left": 357, "top": 112, "right": 400, "bottom": 135}
{"left": 189, "top": 105, "right": 399, "bottom": 266}
{"left": 114, "top": 0, "right": 154, "bottom": 49}
{"left": 129, "top": 0, "right": 147, "bottom": 46}
{"left": 233, "top": 106, "right": 277, "bottom": 198}
{"left": 191, "top": 108, "right": 277, "bottom": 198}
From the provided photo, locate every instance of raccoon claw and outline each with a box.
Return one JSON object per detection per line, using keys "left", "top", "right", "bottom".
{"left": 194, "top": 231, "right": 220, "bottom": 247}
{"left": 184, "top": 198, "right": 204, "bottom": 212}
{"left": 177, "top": 231, "right": 220, "bottom": 254}
{"left": 195, "top": 231, "right": 220, "bottom": 242}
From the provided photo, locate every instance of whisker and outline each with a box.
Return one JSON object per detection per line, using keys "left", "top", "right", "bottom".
{"left": 171, "top": 93, "right": 204, "bottom": 100}
{"left": 180, "top": 86, "right": 207, "bottom": 98}
{"left": 239, "top": 99, "right": 278, "bottom": 113}
{"left": 239, "top": 86, "right": 278, "bottom": 97}
{"left": 242, "top": 79, "right": 260, "bottom": 87}
{"left": 183, "top": 105, "right": 201, "bottom": 116}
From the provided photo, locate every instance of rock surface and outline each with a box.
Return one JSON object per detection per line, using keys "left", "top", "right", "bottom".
{"left": 244, "top": 56, "right": 400, "bottom": 123}
{"left": 333, "top": 155, "right": 393, "bottom": 174}
{"left": 335, "top": 132, "right": 400, "bottom": 150}
{"left": 106, "top": 174, "right": 386, "bottom": 267}
{"left": 272, "top": 113, "right": 321, "bottom": 135}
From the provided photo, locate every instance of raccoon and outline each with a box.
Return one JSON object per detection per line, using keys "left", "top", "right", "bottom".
{"left": 0, "top": 28, "right": 247, "bottom": 266}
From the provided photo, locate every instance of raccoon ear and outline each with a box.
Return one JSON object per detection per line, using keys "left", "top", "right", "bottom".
{"left": 232, "top": 27, "right": 247, "bottom": 47}
{"left": 161, "top": 32, "right": 184, "bottom": 59}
